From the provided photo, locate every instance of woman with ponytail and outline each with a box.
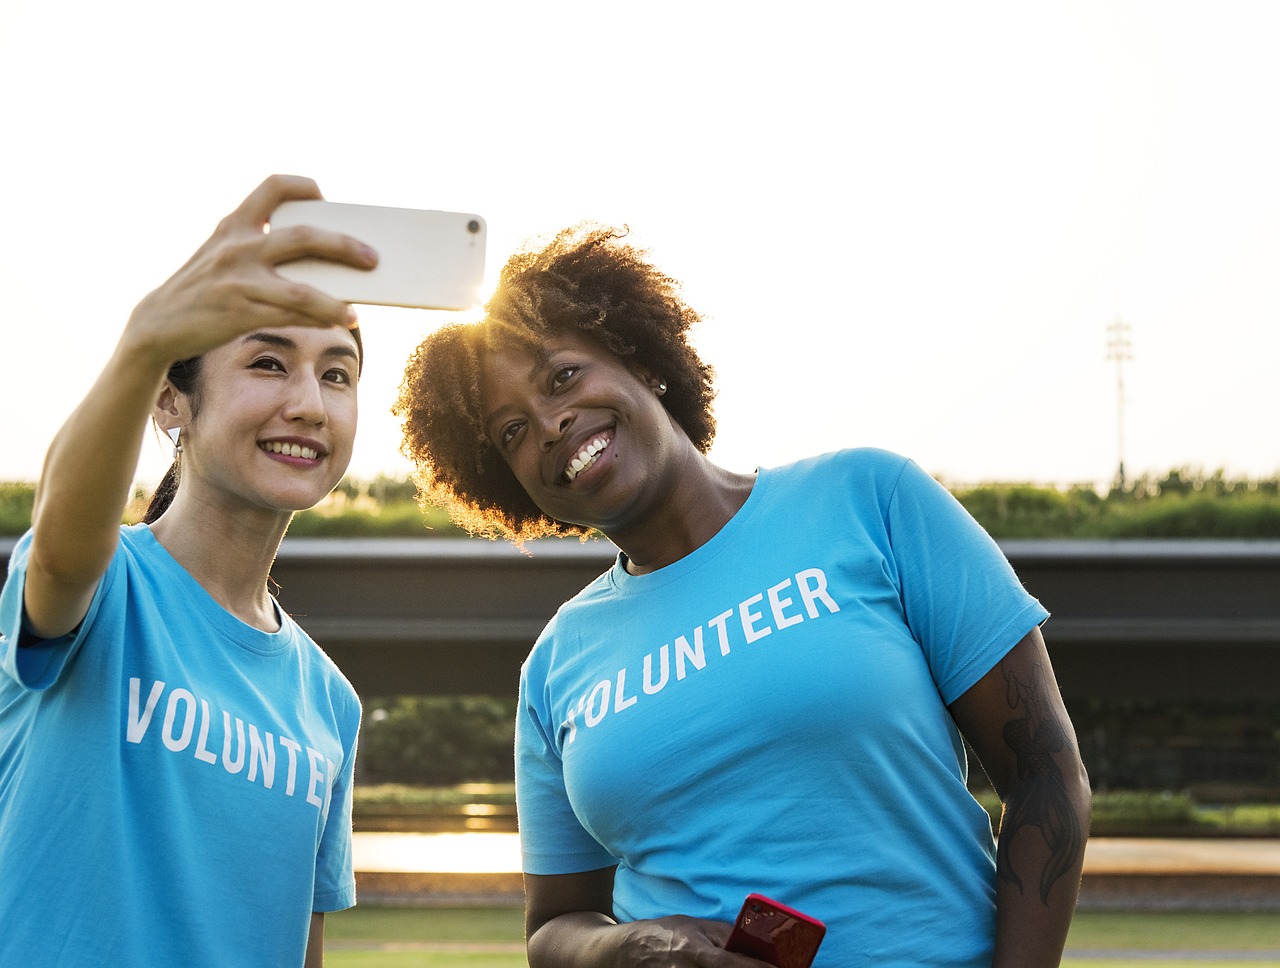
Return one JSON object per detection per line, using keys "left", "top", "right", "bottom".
{"left": 0, "top": 175, "right": 374, "bottom": 967}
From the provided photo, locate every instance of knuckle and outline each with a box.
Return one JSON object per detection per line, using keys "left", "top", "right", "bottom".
{"left": 281, "top": 279, "right": 317, "bottom": 306}
{"left": 210, "top": 238, "right": 252, "bottom": 272}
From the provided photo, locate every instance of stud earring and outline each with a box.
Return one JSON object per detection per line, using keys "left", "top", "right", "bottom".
{"left": 166, "top": 426, "right": 182, "bottom": 456}
{"left": 657, "top": 381, "right": 668, "bottom": 395}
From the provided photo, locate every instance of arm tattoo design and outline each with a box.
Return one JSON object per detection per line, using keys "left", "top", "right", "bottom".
{"left": 994, "top": 659, "right": 1084, "bottom": 905}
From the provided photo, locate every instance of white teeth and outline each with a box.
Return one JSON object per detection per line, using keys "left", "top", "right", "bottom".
{"left": 263, "top": 442, "right": 319, "bottom": 461}
{"left": 565, "top": 436, "right": 608, "bottom": 481}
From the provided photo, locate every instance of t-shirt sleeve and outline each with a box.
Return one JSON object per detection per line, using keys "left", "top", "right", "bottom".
{"left": 884, "top": 459, "right": 1049, "bottom": 704}
{"left": 1, "top": 530, "right": 115, "bottom": 691}
{"left": 312, "top": 691, "right": 361, "bottom": 912}
{"left": 515, "top": 627, "right": 618, "bottom": 876}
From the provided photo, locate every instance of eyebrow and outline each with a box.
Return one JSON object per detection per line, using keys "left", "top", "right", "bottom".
{"left": 242, "top": 331, "right": 360, "bottom": 364}
{"left": 481, "top": 346, "right": 556, "bottom": 431}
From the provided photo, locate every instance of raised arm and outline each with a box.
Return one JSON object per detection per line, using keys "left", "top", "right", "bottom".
{"left": 24, "top": 174, "right": 375, "bottom": 640}
{"left": 949, "top": 626, "right": 1092, "bottom": 968}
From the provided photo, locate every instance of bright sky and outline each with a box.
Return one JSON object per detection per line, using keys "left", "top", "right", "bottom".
{"left": 3, "top": 0, "right": 1277, "bottom": 491}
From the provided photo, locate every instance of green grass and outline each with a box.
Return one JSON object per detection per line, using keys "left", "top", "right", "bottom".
{"left": 323, "top": 907, "right": 1280, "bottom": 968}
{"left": 329, "top": 955, "right": 524, "bottom": 968}
{"left": 326, "top": 907, "right": 526, "bottom": 968}
{"left": 327, "top": 907, "right": 524, "bottom": 945}
{"left": 1069, "top": 911, "right": 1280, "bottom": 950}
{"left": 1065, "top": 963, "right": 1272, "bottom": 968}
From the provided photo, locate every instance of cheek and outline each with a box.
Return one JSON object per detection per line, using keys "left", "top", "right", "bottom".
{"left": 331, "top": 399, "right": 358, "bottom": 450}
{"left": 507, "top": 452, "right": 544, "bottom": 493}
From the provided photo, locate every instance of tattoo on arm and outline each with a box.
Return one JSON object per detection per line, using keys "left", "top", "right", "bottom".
{"left": 994, "top": 659, "right": 1084, "bottom": 905}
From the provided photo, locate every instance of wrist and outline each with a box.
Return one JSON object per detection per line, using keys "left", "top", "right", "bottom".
{"left": 116, "top": 301, "right": 190, "bottom": 377}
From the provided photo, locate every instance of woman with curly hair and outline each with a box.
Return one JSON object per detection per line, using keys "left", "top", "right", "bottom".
{"left": 395, "top": 226, "right": 1091, "bottom": 968}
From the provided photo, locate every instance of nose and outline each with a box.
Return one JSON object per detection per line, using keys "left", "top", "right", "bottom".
{"left": 283, "top": 373, "right": 327, "bottom": 425}
{"left": 536, "top": 407, "right": 573, "bottom": 450}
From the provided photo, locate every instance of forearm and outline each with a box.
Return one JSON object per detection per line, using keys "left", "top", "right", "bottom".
{"left": 527, "top": 911, "right": 628, "bottom": 968}
{"left": 304, "top": 912, "right": 324, "bottom": 967}
{"left": 28, "top": 333, "right": 171, "bottom": 632}
{"left": 991, "top": 761, "right": 1092, "bottom": 967}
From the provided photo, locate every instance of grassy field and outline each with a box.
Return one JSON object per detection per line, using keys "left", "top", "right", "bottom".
{"left": 324, "top": 907, "right": 1280, "bottom": 967}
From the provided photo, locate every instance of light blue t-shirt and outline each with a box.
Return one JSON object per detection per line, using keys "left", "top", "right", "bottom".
{"left": 0, "top": 524, "right": 361, "bottom": 967}
{"left": 516, "top": 449, "right": 1048, "bottom": 968}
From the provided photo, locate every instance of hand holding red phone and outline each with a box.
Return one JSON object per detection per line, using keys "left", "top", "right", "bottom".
{"left": 724, "top": 894, "right": 826, "bottom": 968}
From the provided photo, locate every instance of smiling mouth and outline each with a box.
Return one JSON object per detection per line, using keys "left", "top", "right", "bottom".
{"left": 261, "top": 441, "right": 321, "bottom": 461}
{"left": 565, "top": 433, "right": 610, "bottom": 481}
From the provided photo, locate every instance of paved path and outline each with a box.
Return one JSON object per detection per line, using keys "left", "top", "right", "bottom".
{"left": 352, "top": 832, "right": 1280, "bottom": 876}
{"left": 351, "top": 833, "right": 1280, "bottom": 912}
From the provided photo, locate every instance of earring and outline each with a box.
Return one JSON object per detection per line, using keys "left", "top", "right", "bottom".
{"left": 657, "top": 381, "right": 668, "bottom": 396}
{"left": 166, "top": 426, "right": 182, "bottom": 456}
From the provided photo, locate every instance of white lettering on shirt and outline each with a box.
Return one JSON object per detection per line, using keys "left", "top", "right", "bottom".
{"left": 279, "top": 737, "right": 302, "bottom": 797}
{"left": 127, "top": 678, "right": 165, "bottom": 743}
{"left": 768, "top": 579, "right": 804, "bottom": 630}
{"left": 708, "top": 610, "right": 733, "bottom": 656}
{"left": 125, "top": 677, "right": 330, "bottom": 812}
{"left": 614, "top": 670, "right": 638, "bottom": 713}
{"left": 248, "top": 724, "right": 276, "bottom": 788}
{"left": 194, "top": 699, "right": 217, "bottom": 764}
{"left": 584, "top": 680, "right": 610, "bottom": 727}
{"left": 162, "top": 688, "right": 196, "bottom": 752}
{"left": 796, "top": 568, "right": 840, "bottom": 619}
{"left": 642, "top": 646, "right": 669, "bottom": 695}
{"left": 222, "top": 712, "right": 246, "bottom": 775}
{"left": 674, "top": 627, "right": 705, "bottom": 680}
{"left": 305, "top": 748, "right": 327, "bottom": 807}
{"left": 561, "top": 566, "right": 843, "bottom": 742}
{"left": 739, "top": 593, "right": 771, "bottom": 643}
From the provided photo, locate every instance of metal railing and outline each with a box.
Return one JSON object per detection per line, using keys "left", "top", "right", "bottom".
{"left": 6, "top": 537, "right": 1279, "bottom": 701}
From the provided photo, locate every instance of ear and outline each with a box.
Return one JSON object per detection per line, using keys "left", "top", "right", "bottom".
{"left": 634, "top": 368, "right": 668, "bottom": 397}
{"left": 153, "top": 382, "right": 188, "bottom": 435}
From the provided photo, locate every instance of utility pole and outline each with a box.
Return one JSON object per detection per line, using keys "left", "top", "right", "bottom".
{"left": 1105, "top": 318, "right": 1132, "bottom": 489}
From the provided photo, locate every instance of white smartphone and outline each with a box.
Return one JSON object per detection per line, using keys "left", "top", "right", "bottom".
{"left": 269, "top": 200, "right": 487, "bottom": 311}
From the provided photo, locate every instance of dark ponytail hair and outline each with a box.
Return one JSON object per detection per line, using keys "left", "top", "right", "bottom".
{"left": 142, "top": 356, "right": 204, "bottom": 524}
{"left": 140, "top": 325, "right": 364, "bottom": 524}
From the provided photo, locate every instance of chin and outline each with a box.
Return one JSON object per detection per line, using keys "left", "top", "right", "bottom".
{"left": 256, "top": 485, "right": 332, "bottom": 515}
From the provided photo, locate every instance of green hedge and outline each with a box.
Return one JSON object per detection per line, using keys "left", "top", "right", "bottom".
{"left": 5, "top": 470, "right": 1280, "bottom": 538}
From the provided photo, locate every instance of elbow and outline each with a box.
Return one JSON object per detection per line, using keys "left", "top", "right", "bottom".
{"left": 1071, "top": 755, "right": 1093, "bottom": 838}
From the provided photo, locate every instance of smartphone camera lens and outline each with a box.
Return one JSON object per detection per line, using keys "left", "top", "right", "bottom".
{"left": 467, "top": 219, "right": 481, "bottom": 234}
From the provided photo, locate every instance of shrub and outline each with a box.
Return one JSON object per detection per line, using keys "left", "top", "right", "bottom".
{"left": 357, "top": 696, "right": 517, "bottom": 785}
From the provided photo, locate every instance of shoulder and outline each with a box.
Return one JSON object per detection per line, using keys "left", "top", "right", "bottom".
{"left": 284, "top": 619, "right": 362, "bottom": 719}
{"left": 521, "top": 563, "right": 616, "bottom": 673}
{"left": 762, "top": 448, "right": 920, "bottom": 506}
{"left": 768, "top": 447, "right": 912, "bottom": 482}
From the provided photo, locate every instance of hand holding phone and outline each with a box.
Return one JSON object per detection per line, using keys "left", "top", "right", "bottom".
{"left": 269, "top": 200, "right": 486, "bottom": 311}
{"left": 724, "top": 893, "right": 826, "bottom": 968}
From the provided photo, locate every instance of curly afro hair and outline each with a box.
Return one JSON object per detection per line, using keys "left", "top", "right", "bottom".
{"left": 394, "top": 223, "right": 717, "bottom": 542}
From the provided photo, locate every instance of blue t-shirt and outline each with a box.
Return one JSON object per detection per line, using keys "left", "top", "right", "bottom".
{"left": 516, "top": 449, "right": 1048, "bottom": 968}
{"left": 0, "top": 524, "right": 361, "bottom": 967}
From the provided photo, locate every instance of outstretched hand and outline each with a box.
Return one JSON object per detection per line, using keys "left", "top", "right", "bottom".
{"left": 124, "top": 174, "right": 377, "bottom": 367}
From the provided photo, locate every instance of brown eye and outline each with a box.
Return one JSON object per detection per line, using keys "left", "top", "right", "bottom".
{"left": 552, "top": 365, "right": 579, "bottom": 389}
{"left": 500, "top": 421, "right": 524, "bottom": 446}
{"left": 324, "top": 367, "right": 353, "bottom": 386}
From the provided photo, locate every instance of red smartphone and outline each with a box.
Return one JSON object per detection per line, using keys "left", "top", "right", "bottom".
{"left": 724, "top": 893, "right": 826, "bottom": 968}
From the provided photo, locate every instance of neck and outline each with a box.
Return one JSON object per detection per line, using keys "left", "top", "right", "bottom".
{"left": 148, "top": 492, "right": 291, "bottom": 631}
{"left": 612, "top": 457, "right": 756, "bottom": 576}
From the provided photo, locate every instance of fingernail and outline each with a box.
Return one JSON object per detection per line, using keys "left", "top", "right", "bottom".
{"left": 346, "top": 306, "right": 359, "bottom": 329}
{"left": 361, "top": 244, "right": 378, "bottom": 266}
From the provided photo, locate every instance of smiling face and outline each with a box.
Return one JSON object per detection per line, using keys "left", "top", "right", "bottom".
{"left": 174, "top": 326, "right": 360, "bottom": 516}
{"left": 478, "top": 329, "right": 682, "bottom": 535}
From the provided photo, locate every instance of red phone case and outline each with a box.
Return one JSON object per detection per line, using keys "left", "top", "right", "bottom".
{"left": 724, "top": 893, "right": 826, "bottom": 968}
